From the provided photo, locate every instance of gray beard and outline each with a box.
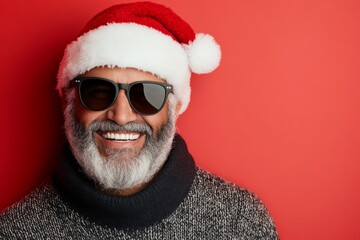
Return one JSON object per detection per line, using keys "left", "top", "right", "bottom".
{"left": 63, "top": 92, "right": 177, "bottom": 191}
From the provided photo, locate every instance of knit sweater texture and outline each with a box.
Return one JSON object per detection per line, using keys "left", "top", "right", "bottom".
{"left": 0, "top": 135, "right": 278, "bottom": 239}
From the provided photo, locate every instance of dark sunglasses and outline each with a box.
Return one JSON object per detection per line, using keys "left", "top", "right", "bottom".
{"left": 70, "top": 77, "right": 173, "bottom": 115}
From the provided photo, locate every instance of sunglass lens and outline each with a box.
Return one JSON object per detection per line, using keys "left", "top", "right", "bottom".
{"left": 80, "top": 79, "right": 116, "bottom": 111}
{"left": 129, "top": 83, "right": 166, "bottom": 115}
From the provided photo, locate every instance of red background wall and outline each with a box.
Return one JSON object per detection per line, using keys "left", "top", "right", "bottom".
{"left": 1, "top": 0, "right": 359, "bottom": 239}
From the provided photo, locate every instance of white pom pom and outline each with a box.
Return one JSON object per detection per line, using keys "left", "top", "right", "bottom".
{"left": 186, "top": 33, "right": 221, "bottom": 74}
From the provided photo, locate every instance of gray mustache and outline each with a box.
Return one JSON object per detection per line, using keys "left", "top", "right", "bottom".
{"left": 88, "top": 121, "right": 152, "bottom": 135}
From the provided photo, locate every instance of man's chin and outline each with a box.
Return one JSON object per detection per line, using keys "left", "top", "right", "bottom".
{"left": 101, "top": 147, "right": 142, "bottom": 163}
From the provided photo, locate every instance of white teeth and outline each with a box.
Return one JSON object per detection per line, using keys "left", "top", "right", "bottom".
{"left": 102, "top": 132, "right": 140, "bottom": 141}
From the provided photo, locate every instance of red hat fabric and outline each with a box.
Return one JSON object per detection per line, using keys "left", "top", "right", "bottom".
{"left": 57, "top": 1, "right": 221, "bottom": 114}
{"left": 81, "top": 2, "right": 195, "bottom": 44}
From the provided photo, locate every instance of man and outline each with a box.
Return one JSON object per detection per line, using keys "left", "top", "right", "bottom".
{"left": 0, "top": 2, "right": 278, "bottom": 239}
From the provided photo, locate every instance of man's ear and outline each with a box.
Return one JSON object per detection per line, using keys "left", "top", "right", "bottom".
{"left": 175, "top": 101, "right": 182, "bottom": 117}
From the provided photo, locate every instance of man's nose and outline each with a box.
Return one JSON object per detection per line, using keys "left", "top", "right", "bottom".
{"left": 105, "top": 90, "right": 138, "bottom": 125}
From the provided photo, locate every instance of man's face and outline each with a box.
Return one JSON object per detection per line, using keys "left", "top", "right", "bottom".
{"left": 63, "top": 67, "right": 180, "bottom": 192}
{"left": 76, "top": 67, "right": 170, "bottom": 158}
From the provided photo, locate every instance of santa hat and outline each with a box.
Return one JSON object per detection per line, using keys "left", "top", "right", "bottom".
{"left": 56, "top": 1, "right": 221, "bottom": 114}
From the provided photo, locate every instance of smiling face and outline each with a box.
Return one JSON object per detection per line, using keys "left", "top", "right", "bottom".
{"left": 63, "top": 67, "right": 181, "bottom": 194}
{"left": 77, "top": 67, "right": 170, "bottom": 158}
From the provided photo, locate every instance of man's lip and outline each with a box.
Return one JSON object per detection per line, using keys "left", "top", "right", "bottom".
{"left": 96, "top": 130, "right": 143, "bottom": 141}
{"left": 93, "top": 131, "right": 146, "bottom": 151}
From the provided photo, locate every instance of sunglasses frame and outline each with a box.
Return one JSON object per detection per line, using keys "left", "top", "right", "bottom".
{"left": 70, "top": 77, "right": 173, "bottom": 115}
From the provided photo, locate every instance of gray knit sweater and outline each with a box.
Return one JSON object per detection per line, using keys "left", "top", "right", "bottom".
{"left": 0, "top": 135, "right": 278, "bottom": 239}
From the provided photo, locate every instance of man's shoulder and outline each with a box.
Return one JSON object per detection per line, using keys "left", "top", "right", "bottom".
{"left": 192, "top": 168, "right": 273, "bottom": 216}
{"left": 193, "top": 167, "right": 258, "bottom": 201}
{"left": 181, "top": 167, "right": 278, "bottom": 239}
{"left": 1, "top": 181, "right": 56, "bottom": 213}
{"left": 0, "top": 180, "right": 65, "bottom": 237}
{"left": 186, "top": 168, "right": 251, "bottom": 215}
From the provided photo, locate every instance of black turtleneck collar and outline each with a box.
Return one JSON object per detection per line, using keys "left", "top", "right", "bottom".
{"left": 53, "top": 134, "right": 196, "bottom": 229}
